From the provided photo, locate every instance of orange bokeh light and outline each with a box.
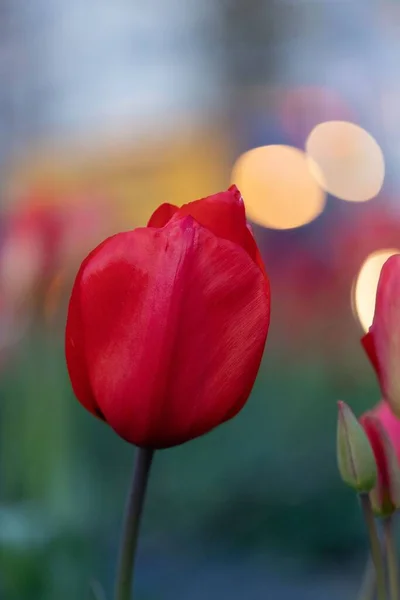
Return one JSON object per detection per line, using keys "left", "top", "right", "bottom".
{"left": 231, "top": 145, "right": 325, "bottom": 230}
{"left": 306, "top": 121, "right": 385, "bottom": 202}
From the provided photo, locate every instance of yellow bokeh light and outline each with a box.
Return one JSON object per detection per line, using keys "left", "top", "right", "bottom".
{"left": 353, "top": 249, "right": 400, "bottom": 332}
{"left": 306, "top": 121, "right": 385, "bottom": 202}
{"left": 231, "top": 145, "right": 326, "bottom": 230}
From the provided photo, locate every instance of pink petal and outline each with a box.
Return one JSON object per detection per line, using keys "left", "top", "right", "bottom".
{"left": 370, "top": 255, "right": 400, "bottom": 415}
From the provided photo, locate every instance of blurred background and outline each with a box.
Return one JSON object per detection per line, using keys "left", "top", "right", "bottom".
{"left": 0, "top": 1, "right": 398, "bottom": 598}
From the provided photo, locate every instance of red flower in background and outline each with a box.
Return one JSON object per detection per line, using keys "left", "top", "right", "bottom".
{"left": 0, "top": 192, "right": 112, "bottom": 310}
{"left": 66, "top": 186, "right": 270, "bottom": 448}
{"left": 362, "top": 255, "right": 400, "bottom": 416}
{"left": 0, "top": 204, "right": 64, "bottom": 303}
{"left": 333, "top": 205, "right": 400, "bottom": 274}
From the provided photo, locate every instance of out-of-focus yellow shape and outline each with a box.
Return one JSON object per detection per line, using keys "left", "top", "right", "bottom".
{"left": 306, "top": 121, "right": 385, "bottom": 202}
{"left": 231, "top": 145, "right": 325, "bottom": 229}
{"left": 5, "top": 126, "right": 229, "bottom": 227}
{"left": 353, "top": 249, "right": 400, "bottom": 332}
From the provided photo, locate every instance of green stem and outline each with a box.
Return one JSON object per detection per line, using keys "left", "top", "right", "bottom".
{"left": 114, "top": 448, "right": 154, "bottom": 600}
{"left": 360, "top": 494, "right": 387, "bottom": 600}
{"left": 357, "top": 556, "right": 376, "bottom": 600}
{"left": 384, "top": 515, "right": 399, "bottom": 600}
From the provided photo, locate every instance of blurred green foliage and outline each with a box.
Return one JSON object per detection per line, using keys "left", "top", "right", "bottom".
{"left": 0, "top": 319, "right": 378, "bottom": 599}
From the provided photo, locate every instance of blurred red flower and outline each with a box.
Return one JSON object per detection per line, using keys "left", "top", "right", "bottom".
{"left": 333, "top": 204, "right": 400, "bottom": 285}
{"left": 0, "top": 193, "right": 111, "bottom": 311}
{"left": 66, "top": 186, "right": 270, "bottom": 448}
{"left": 0, "top": 204, "right": 64, "bottom": 303}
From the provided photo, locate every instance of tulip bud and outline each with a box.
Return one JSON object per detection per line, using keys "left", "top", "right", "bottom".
{"left": 337, "top": 401, "right": 377, "bottom": 492}
{"left": 361, "top": 412, "right": 400, "bottom": 516}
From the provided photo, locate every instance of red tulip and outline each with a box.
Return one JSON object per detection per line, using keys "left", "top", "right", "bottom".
{"left": 362, "top": 254, "right": 400, "bottom": 416}
{"left": 361, "top": 405, "right": 400, "bottom": 516}
{"left": 65, "top": 186, "right": 270, "bottom": 448}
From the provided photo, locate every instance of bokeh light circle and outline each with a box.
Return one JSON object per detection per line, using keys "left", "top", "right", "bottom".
{"left": 231, "top": 145, "right": 326, "bottom": 230}
{"left": 306, "top": 121, "right": 385, "bottom": 202}
{"left": 353, "top": 249, "right": 400, "bottom": 332}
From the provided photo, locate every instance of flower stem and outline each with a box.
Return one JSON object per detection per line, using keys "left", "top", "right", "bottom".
{"left": 384, "top": 515, "right": 399, "bottom": 600}
{"left": 359, "top": 494, "right": 387, "bottom": 600}
{"left": 357, "top": 556, "right": 376, "bottom": 600}
{"left": 114, "top": 447, "right": 154, "bottom": 600}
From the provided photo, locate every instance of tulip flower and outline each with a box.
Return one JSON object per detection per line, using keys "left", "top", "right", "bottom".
{"left": 65, "top": 186, "right": 270, "bottom": 449}
{"left": 361, "top": 409, "right": 400, "bottom": 516}
{"left": 362, "top": 254, "right": 400, "bottom": 417}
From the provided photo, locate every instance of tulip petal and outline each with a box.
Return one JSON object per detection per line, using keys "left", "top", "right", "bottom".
{"left": 65, "top": 251, "right": 105, "bottom": 419}
{"left": 147, "top": 203, "right": 178, "bottom": 228}
{"left": 370, "top": 254, "right": 400, "bottom": 415}
{"left": 361, "top": 332, "right": 382, "bottom": 382}
{"left": 74, "top": 216, "right": 270, "bottom": 448}
{"left": 370, "top": 401, "right": 400, "bottom": 464}
{"left": 361, "top": 415, "right": 391, "bottom": 504}
{"left": 171, "top": 186, "right": 265, "bottom": 271}
{"left": 361, "top": 412, "right": 400, "bottom": 515}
